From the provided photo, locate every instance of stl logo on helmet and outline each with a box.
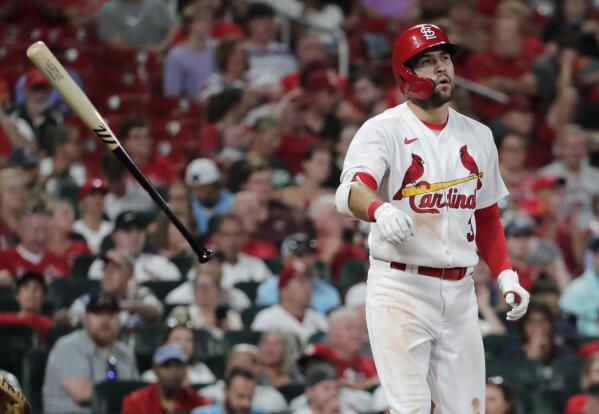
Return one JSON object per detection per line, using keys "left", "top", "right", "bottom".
{"left": 420, "top": 25, "right": 437, "bottom": 40}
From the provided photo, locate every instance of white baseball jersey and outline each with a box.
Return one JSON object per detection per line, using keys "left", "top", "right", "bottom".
{"left": 342, "top": 102, "right": 508, "bottom": 268}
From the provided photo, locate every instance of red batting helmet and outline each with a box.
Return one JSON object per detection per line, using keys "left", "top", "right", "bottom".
{"left": 392, "top": 23, "right": 459, "bottom": 100}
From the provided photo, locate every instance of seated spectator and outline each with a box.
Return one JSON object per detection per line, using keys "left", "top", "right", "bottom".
{"left": 9, "top": 146, "right": 42, "bottom": 190}
{"left": 163, "top": 4, "right": 217, "bottom": 100}
{"left": 199, "top": 38, "right": 249, "bottom": 102}
{"left": 73, "top": 178, "right": 113, "bottom": 254}
{"left": 0, "top": 196, "right": 69, "bottom": 286}
{"left": 244, "top": 2, "right": 297, "bottom": 85}
{"left": 301, "top": 0, "right": 344, "bottom": 48}
{"left": 275, "top": 144, "right": 334, "bottom": 210}
{"left": 88, "top": 210, "right": 181, "bottom": 282}
{"left": 167, "top": 267, "right": 242, "bottom": 338}
{"left": 97, "top": 0, "right": 178, "bottom": 54}
{"left": 199, "top": 344, "right": 287, "bottom": 412}
{"left": 347, "top": 69, "right": 386, "bottom": 122}
{"left": 566, "top": 353, "right": 599, "bottom": 414}
{"left": 142, "top": 324, "right": 215, "bottom": 385}
{"left": 498, "top": 132, "right": 535, "bottom": 207}
{"left": 252, "top": 261, "right": 329, "bottom": 344}
{"left": 485, "top": 377, "right": 518, "bottom": 414}
{"left": 60, "top": 0, "right": 106, "bottom": 28}
{"left": 0, "top": 167, "right": 26, "bottom": 246}
{"left": 504, "top": 217, "right": 538, "bottom": 291}
{"left": 560, "top": 235, "right": 599, "bottom": 337}
{"left": 150, "top": 212, "right": 198, "bottom": 258}
{"left": 70, "top": 249, "right": 163, "bottom": 329}
{"left": 39, "top": 125, "right": 86, "bottom": 199}
{"left": 7, "top": 68, "right": 62, "bottom": 154}
{"left": 256, "top": 232, "right": 340, "bottom": 314}
{"left": 280, "top": 31, "right": 328, "bottom": 93}
{"left": 43, "top": 293, "right": 138, "bottom": 414}
{"left": 192, "top": 367, "right": 267, "bottom": 414}
{"left": 258, "top": 329, "right": 302, "bottom": 388}
{"left": 47, "top": 200, "right": 90, "bottom": 266}
{"left": 186, "top": 158, "right": 233, "bottom": 236}
{"left": 292, "top": 363, "right": 351, "bottom": 414}
{"left": 473, "top": 261, "right": 507, "bottom": 337}
{"left": 0, "top": 272, "right": 54, "bottom": 346}
{"left": 229, "top": 191, "right": 278, "bottom": 259}
{"left": 212, "top": 214, "right": 273, "bottom": 289}
{"left": 123, "top": 344, "right": 210, "bottom": 414}
{"left": 165, "top": 252, "right": 250, "bottom": 311}
{"left": 166, "top": 180, "right": 193, "bottom": 219}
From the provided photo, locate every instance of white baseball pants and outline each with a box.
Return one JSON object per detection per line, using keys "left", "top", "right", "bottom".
{"left": 366, "top": 258, "right": 485, "bottom": 414}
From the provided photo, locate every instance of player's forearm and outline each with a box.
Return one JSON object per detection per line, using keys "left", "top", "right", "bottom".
{"left": 348, "top": 182, "right": 384, "bottom": 221}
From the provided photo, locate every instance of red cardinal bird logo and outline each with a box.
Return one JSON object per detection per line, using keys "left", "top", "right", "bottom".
{"left": 394, "top": 153, "right": 426, "bottom": 200}
{"left": 459, "top": 145, "right": 482, "bottom": 190}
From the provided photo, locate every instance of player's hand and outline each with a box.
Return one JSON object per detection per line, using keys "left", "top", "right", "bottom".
{"left": 497, "top": 270, "right": 530, "bottom": 321}
{"left": 374, "top": 203, "right": 415, "bottom": 244}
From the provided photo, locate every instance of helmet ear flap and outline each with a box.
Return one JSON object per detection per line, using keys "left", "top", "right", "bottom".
{"left": 395, "top": 64, "right": 435, "bottom": 100}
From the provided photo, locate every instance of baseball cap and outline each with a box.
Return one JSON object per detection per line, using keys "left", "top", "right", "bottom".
{"left": 24, "top": 68, "right": 51, "bottom": 89}
{"left": 85, "top": 292, "right": 120, "bottom": 314}
{"left": 78, "top": 178, "right": 107, "bottom": 200}
{"left": 185, "top": 158, "right": 221, "bottom": 186}
{"left": 304, "top": 363, "right": 338, "bottom": 387}
{"left": 504, "top": 217, "right": 535, "bottom": 238}
{"left": 101, "top": 249, "right": 135, "bottom": 270}
{"left": 153, "top": 345, "right": 188, "bottom": 366}
{"left": 114, "top": 210, "right": 147, "bottom": 231}
{"left": 278, "top": 261, "right": 309, "bottom": 290}
{"left": 297, "top": 343, "right": 336, "bottom": 367}
{"left": 281, "top": 233, "right": 317, "bottom": 258}
{"left": 533, "top": 175, "right": 566, "bottom": 193}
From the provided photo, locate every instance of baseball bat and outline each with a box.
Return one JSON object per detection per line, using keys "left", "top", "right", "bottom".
{"left": 26, "top": 41, "right": 213, "bottom": 263}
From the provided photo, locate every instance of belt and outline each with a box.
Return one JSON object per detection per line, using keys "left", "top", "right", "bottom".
{"left": 390, "top": 262, "right": 467, "bottom": 281}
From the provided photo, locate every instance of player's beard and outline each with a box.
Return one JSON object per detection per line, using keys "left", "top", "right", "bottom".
{"left": 411, "top": 81, "right": 454, "bottom": 109}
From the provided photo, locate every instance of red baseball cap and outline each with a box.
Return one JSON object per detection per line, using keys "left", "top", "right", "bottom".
{"left": 278, "top": 262, "right": 309, "bottom": 290}
{"left": 533, "top": 175, "right": 566, "bottom": 193}
{"left": 25, "top": 68, "right": 51, "bottom": 89}
{"left": 78, "top": 178, "right": 108, "bottom": 200}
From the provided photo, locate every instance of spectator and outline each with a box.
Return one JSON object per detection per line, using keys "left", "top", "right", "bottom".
{"left": 473, "top": 261, "right": 507, "bottom": 337}
{"left": 122, "top": 345, "right": 210, "bottom": 414}
{"left": 292, "top": 363, "right": 350, "bottom": 414}
{"left": 498, "top": 132, "right": 535, "bottom": 206}
{"left": 46, "top": 199, "right": 90, "bottom": 265}
{"left": 73, "top": 178, "right": 113, "bottom": 254}
{"left": 186, "top": 158, "right": 233, "bottom": 236}
{"left": 212, "top": 214, "right": 273, "bottom": 289}
{"left": 560, "top": 235, "right": 599, "bottom": 337}
{"left": 39, "top": 125, "right": 86, "bottom": 199}
{"left": 8, "top": 146, "right": 42, "bottom": 191}
{"left": 141, "top": 324, "right": 216, "bottom": 385}
{"left": 43, "top": 292, "right": 138, "bottom": 414}
{"left": 165, "top": 252, "right": 251, "bottom": 311}
{"left": 199, "top": 344, "right": 287, "bottom": 412}
{"left": 193, "top": 367, "right": 267, "bottom": 414}
{"left": 566, "top": 353, "right": 599, "bottom": 414}
{"left": 244, "top": 2, "right": 298, "bottom": 85}
{"left": 348, "top": 69, "right": 386, "bottom": 121}
{"left": 7, "top": 68, "right": 62, "bottom": 153}
{"left": 0, "top": 167, "right": 26, "bottom": 246}
{"left": 150, "top": 212, "right": 197, "bottom": 258}
{"left": 163, "top": 4, "right": 217, "bottom": 100}
{"left": 276, "top": 144, "right": 334, "bottom": 210}
{"left": 167, "top": 267, "right": 243, "bottom": 338}
{"left": 88, "top": 210, "right": 181, "bottom": 282}
{"left": 229, "top": 191, "right": 278, "bottom": 259}
{"left": 252, "top": 261, "right": 329, "bottom": 343}
{"left": 256, "top": 232, "right": 341, "bottom": 314}
{"left": 258, "top": 329, "right": 302, "bottom": 388}
{"left": 504, "top": 217, "right": 539, "bottom": 292}
{"left": 70, "top": 249, "right": 163, "bottom": 328}
{"left": 301, "top": 0, "right": 344, "bottom": 47}
{"left": 60, "top": 0, "right": 107, "bottom": 28}
{"left": 280, "top": 31, "right": 328, "bottom": 92}
{"left": 97, "top": 0, "right": 178, "bottom": 54}
{"left": 485, "top": 378, "right": 518, "bottom": 414}
{"left": 0, "top": 196, "right": 69, "bottom": 287}
{"left": 199, "top": 38, "right": 249, "bottom": 101}
{"left": 0, "top": 272, "right": 54, "bottom": 346}
{"left": 166, "top": 180, "right": 193, "bottom": 219}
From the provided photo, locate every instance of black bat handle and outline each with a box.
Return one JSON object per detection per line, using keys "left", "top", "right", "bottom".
{"left": 112, "top": 147, "right": 213, "bottom": 263}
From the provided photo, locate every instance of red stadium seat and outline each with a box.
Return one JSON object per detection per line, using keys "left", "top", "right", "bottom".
{"left": 152, "top": 117, "right": 199, "bottom": 172}
{"left": 89, "top": 92, "right": 147, "bottom": 117}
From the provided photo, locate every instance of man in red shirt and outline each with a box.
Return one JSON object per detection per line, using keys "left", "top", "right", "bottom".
{"left": 0, "top": 197, "right": 69, "bottom": 287}
{"left": 122, "top": 345, "right": 210, "bottom": 414}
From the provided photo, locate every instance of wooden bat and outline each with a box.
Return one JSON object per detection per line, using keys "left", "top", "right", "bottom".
{"left": 26, "top": 41, "right": 212, "bottom": 263}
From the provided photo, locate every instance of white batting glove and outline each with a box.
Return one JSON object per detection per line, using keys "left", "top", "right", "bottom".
{"left": 497, "top": 270, "right": 530, "bottom": 321}
{"left": 374, "top": 203, "right": 415, "bottom": 244}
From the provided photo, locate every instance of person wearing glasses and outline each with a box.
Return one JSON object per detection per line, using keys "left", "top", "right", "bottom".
{"left": 42, "top": 292, "right": 138, "bottom": 414}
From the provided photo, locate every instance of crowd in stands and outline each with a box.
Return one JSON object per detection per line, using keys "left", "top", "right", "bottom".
{"left": 0, "top": 0, "right": 598, "bottom": 413}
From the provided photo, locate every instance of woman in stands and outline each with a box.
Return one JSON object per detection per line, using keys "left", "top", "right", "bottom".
{"left": 258, "top": 329, "right": 302, "bottom": 388}
{"left": 485, "top": 378, "right": 518, "bottom": 414}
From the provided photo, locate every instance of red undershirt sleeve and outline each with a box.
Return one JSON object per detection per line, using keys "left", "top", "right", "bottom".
{"left": 474, "top": 203, "right": 512, "bottom": 279}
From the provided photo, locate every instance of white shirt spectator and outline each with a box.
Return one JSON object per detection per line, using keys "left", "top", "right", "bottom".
{"left": 72, "top": 220, "right": 114, "bottom": 253}
{"left": 88, "top": 254, "right": 180, "bottom": 282}
{"left": 251, "top": 304, "right": 329, "bottom": 344}
{"left": 221, "top": 253, "right": 273, "bottom": 289}
{"left": 245, "top": 41, "right": 298, "bottom": 85}
{"left": 164, "top": 281, "right": 250, "bottom": 311}
{"left": 199, "top": 380, "right": 287, "bottom": 413}
{"left": 289, "top": 387, "right": 369, "bottom": 414}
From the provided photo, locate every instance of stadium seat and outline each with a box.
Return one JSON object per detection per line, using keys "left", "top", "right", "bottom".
{"left": 169, "top": 255, "right": 194, "bottom": 280}
{"left": 532, "top": 384, "right": 578, "bottom": 414}
{"left": 194, "top": 329, "right": 216, "bottom": 360}
{"left": 486, "top": 356, "right": 542, "bottom": 390}
{"left": 141, "top": 281, "right": 183, "bottom": 302}
{"left": 203, "top": 354, "right": 226, "bottom": 380}
{"left": 47, "top": 278, "right": 100, "bottom": 310}
{"left": 547, "top": 355, "right": 584, "bottom": 390}
{"left": 70, "top": 254, "right": 98, "bottom": 278}
{"left": 337, "top": 260, "right": 368, "bottom": 293}
{"left": 46, "top": 324, "right": 78, "bottom": 349}
{"left": 91, "top": 380, "right": 146, "bottom": 414}
{"left": 221, "top": 330, "right": 262, "bottom": 355}
{"left": 482, "top": 334, "right": 520, "bottom": 358}
{"left": 0, "top": 325, "right": 38, "bottom": 380}
{"left": 134, "top": 324, "right": 165, "bottom": 373}
{"left": 21, "top": 348, "right": 48, "bottom": 414}
{"left": 234, "top": 281, "right": 260, "bottom": 304}
{"left": 277, "top": 383, "right": 305, "bottom": 403}
{"left": 264, "top": 258, "right": 284, "bottom": 275}
{"left": 241, "top": 305, "right": 267, "bottom": 328}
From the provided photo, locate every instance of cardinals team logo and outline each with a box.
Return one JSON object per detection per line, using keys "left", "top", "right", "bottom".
{"left": 394, "top": 146, "right": 483, "bottom": 214}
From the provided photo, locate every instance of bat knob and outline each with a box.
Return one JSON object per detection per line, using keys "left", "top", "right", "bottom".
{"left": 197, "top": 249, "right": 214, "bottom": 263}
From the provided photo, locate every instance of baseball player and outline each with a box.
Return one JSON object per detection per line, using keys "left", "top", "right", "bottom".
{"left": 335, "top": 24, "right": 530, "bottom": 413}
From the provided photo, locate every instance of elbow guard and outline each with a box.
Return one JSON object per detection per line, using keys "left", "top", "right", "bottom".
{"left": 335, "top": 181, "right": 357, "bottom": 219}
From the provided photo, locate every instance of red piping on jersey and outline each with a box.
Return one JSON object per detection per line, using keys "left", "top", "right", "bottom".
{"left": 475, "top": 203, "right": 512, "bottom": 279}
{"left": 420, "top": 118, "right": 447, "bottom": 131}
{"left": 353, "top": 172, "right": 378, "bottom": 190}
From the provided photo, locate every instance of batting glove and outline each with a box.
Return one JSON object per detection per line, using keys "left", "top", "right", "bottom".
{"left": 497, "top": 269, "right": 530, "bottom": 321}
{"left": 374, "top": 203, "right": 415, "bottom": 244}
